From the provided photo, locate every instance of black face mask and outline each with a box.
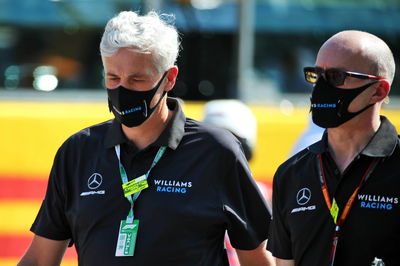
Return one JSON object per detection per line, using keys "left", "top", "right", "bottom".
{"left": 310, "top": 77, "right": 376, "bottom": 128}
{"left": 107, "top": 72, "right": 167, "bottom": 127}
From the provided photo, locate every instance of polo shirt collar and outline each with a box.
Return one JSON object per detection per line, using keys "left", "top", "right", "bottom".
{"left": 308, "top": 116, "right": 398, "bottom": 157}
{"left": 104, "top": 97, "right": 186, "bottom": 150}
{"left": 361, "top": 116, "right": 398, "bottom": 157}
{"left": 308, "top": 130, "right": 327, "bottom": 154}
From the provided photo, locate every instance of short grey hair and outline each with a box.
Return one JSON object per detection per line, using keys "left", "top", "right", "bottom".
{"left": 100, "top": 11, "right": 180, "bottom": 73}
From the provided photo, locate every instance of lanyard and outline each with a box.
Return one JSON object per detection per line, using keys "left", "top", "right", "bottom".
{"left": 115, "top": 145, "right": 166, "bottom": 223}
{"left": 316, "top": 154, "right": 379, "bottom": 266}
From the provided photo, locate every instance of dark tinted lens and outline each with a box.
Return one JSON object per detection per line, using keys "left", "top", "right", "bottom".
{"left": 325, "top": 69, "right": 346, "bottom": 86}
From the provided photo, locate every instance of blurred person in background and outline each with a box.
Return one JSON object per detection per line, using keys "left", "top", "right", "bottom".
{"left": 267, "top": 30, "right": 399, "bottom": 265}
{"left": 203, "top": 99, "right": 274, "bottom": 266}
{"left": 18, "top": 10, "right": 274, "bottom": 266}
{"left": 203, "top": 99, "right": 257, "bottom": 163}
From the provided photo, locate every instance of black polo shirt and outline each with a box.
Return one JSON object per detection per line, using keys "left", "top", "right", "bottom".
{"left": 31, "top": 98, "right": 270, "bottom": 266}
{"left": 267, "top": 116, "right": 400, "bottom": 265}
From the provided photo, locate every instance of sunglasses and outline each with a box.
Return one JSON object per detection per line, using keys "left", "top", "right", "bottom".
{"left": 303, "top": 66, "right": 383, "bottom": 87}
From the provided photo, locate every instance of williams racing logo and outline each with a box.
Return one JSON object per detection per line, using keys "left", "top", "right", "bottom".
{"left": 291, "top": 187, "right": 316, "bottom": 214}
{"left": 310, "top": 103, "right": 336, "bottom": 108}
{"left": 153, "top": 179, "right": 192, "bottom": 194}
{"left": 358, "top": 194, "right": 399, "bottom": 211}
{"left": 113, "top": 105, "right": 142, "bottom": 116}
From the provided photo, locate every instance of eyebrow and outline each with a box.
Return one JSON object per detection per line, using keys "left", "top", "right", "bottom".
{"left": 105, "top": 72, "right": 118, "bottom": 77}
{"left": 105, "top": 72, "right": 148, "bottom": 79}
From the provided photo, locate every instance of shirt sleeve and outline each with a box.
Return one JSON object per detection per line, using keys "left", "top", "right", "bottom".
{"left": 220, "top": 139, "right": 271, "bottom": 250}
{"left": 30, "top": 140, "right": 72, "bottom": 241}
{"left": 266, "top": 168, "right": 293, "bottom": 259}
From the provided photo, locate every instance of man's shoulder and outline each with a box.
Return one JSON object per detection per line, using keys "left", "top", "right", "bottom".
{"left": 275, "top": 144, "right": 317, "bottom": 178}
{"left": 62, "top": 119, "right": 113, "bottom": 148}
{"left": 184, "top": 117, "right": 240, "bottom": 149}
{"left": 72, "top": 119, "right": 112, "bottom": 138}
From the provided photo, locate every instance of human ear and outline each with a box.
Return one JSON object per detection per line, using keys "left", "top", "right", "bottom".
{"left": 369, "top": 79, "right": 390, "bottom": 104}
{"left": 164, "top": 66, "right": 179, "bottom": 92}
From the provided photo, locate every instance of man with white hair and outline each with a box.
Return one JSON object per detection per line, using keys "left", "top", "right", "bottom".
{"left": 267, "top": 30, "right": 399, "bottom": 265}
{"left": 18, "top": 11, "right": 273, "bottom": 265}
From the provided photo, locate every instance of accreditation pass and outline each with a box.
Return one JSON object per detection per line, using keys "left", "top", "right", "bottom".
{"left": 115, "top": 220, "right": 139, "bottom": 257}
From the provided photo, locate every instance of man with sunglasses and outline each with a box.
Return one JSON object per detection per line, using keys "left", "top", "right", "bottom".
{"left": 267, "top": 30, "right": 398, "bottom": 265}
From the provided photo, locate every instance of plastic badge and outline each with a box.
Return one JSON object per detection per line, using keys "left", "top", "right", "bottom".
{"left": 115, "top": 219, "right": 139, "bottom": 257}
{"left": 330, "top": 199, "right": 339, "bottom": 224}
{"left": 122, "top": 175, "right": 149, "bottom": 197}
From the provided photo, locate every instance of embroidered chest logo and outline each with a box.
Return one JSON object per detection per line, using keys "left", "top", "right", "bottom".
{"left": 88, "top": 173, "right": 103, "bottom": 189}
{"left": 153, "top": 179, "right": 192, "bottom": 194}
{"left": 80, "top": 173, "right": 106, "bottom": 197}
{"left": 297, "top": 188, "right": 311, "bottom": 205}
{"left": 358, "top": 194, "right": 399, "bottom": 211}
{"left": 291, "top": 187, "right": 316, "bottom": 214}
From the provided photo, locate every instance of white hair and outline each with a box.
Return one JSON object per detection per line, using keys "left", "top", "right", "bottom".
{"left": 100, "top": 11, "right": 180, "bottom": 73}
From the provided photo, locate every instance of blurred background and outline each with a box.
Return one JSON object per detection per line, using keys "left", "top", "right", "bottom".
{"left": 1, "top": 0, "right": 400, "bottom": 265}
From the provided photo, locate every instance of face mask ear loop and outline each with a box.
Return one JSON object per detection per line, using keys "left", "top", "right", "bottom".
{"left": 150, "top": 90, "right": 168, "bottom": 113}
{"left": 108, "top": 98, "right": 113, "bottom": 113}
{"left": 335, "top": 81, "right": 378, "bottom": 118}
{"left": 148, "top": 72, "right": 169, "bottom": 114}
{"left": 351, "top": 103, "right": 375, "bottom": 116}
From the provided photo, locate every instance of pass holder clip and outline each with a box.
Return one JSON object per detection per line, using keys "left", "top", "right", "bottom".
{"left": 122, "top": 175, "right": 148, "bottom": 197}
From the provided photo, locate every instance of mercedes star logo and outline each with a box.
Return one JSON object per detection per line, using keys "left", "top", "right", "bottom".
{"left": 88, "top": 173, "right": 103, "bottom": 190}
{"left": 296, "top": 188, "right": 311, "bottom": 205}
